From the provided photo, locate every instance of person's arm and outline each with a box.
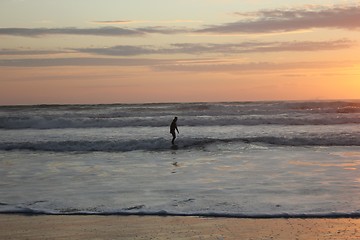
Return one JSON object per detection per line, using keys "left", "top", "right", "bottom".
{"left": 176, "top": 126, "right": 179, "bottom": 133}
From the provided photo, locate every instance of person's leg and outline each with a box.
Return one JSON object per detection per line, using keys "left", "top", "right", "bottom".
{"left": 171, "top": 132, "right": 176, "bottom": 144}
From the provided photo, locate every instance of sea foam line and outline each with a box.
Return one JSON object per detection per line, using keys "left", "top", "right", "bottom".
{"left": 1, "top": 208, "right": 360, "bottom": 219}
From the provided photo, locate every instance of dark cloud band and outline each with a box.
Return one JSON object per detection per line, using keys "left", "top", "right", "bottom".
{"left": 0, "top": 26, "right": 189, "bottom": 37}
{"left": 74, "top": 39, "right": 355, "bottom": 56}
{"left": 1, "top": 39, "right": 353, "bottom": 57}
{"left": 0, "top": 57, "right": 166, "bottom": 67}
{"left": 0, "top": 27, "right": 144, "bottom": 37}
{"left": 198, "top": 5, "right": 360, "bottom": 34}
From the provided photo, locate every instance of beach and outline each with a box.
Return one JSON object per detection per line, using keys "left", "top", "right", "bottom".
{"left": 1, "top": 215, "right": 359, "bottom": 240}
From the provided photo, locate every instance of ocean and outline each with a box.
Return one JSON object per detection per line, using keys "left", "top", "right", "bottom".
{"left": 0, "top": 100, "right": 359, "bottom": 218}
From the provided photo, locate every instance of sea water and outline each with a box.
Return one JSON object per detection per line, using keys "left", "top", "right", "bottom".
{"left": 0, "top": 101, "right": 359, "bottom": 217}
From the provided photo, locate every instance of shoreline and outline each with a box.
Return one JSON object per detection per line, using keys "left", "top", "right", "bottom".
{"left": 1, "top": 215, "right": 359, "bottom": 240}
{"left": 2, "top": 212, "right": 360, "bottom": 219}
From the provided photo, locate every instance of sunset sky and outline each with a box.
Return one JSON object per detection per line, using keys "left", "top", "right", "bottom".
{"left": 1, "top": 0, "right": 359, "bottom": 105}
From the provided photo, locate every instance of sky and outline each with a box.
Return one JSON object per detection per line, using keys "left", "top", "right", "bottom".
{"left": 0, "top": 0, "right": 359, "bottom": 105}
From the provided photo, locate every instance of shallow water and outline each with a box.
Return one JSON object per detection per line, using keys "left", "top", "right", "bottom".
{"left": 1, "top": 144, "right": 359, "bottom": 217}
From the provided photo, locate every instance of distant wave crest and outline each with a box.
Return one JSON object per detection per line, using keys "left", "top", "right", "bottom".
{"left": 1, "top": 101, "right": 360, "bottom": 129}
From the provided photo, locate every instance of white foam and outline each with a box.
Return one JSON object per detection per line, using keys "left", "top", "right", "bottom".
{"left": 1, "top": 101, "right": 360, "bottom": 129}
{"left": 1, "top": 132, "right": 360, "bottom": 152}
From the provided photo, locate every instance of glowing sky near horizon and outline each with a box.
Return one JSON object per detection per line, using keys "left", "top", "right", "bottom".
{"left": 0, "top": 0, "right": 359, "bottom": 105}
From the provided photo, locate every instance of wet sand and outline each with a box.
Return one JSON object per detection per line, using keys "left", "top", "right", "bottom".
{"left": 0, "top": 215, "right": 359, "bottom": 240}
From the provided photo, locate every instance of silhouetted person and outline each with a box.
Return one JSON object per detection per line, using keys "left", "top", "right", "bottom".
{"left": 170, "top": 117, "right": 179, "bottom": 145}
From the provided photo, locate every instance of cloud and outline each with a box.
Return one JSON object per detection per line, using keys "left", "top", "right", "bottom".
{"left": 0, "top": 26, "right": 190, "bottom": 37}
{"left": 0, "top": 27, "right": 145, "bottom": 37}
{"left": 1, "top": 56, "right": 355, "bottom": 75}
{"left": 77, "top": 45, "right": 159, "bottom": 56}
{"left": 75, "top": 39, "right": 355, "bottom": 56}
{"left": 1, "top": 39, "right": 353, "bottom": 57}
{"left": 136, "top": 26, "right": 190, "bottom": 34}
{"left": 92, "top": 19, "right": 202, "bottom": 25}
{"left": 198, "top": 5, "right": 360, "bottom": 34}
{"left": 0, "top": 48, "right": 71, "bottom": 55}
{"left": 0, "top": 57, "right": 167, "bottom": 67}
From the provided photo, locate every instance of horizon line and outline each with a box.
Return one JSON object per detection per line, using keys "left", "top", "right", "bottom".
{"left": 1, "top": 98, "right": 359, "bottom": 107}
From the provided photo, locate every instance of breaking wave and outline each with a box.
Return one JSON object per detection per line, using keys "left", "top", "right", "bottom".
{"left": 1, "top": 114, "right": 360, "bottom": 129}
{"left": 2, "top": 134, "right": 360, "bottom": 152}
{"left": 1, "top": 100, "right": 360, "bottom": 129}
{"left": 1, "top": 205, "right": 360, "bottom": 219}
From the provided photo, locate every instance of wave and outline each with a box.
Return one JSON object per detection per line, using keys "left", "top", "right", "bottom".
{"left": 1, "top": 114, "right": 360, "bottom": 129}
{"left": 2, "top": 135, "right": 360, "bottom": 152}
{"left": 1, "top": 206, "right": 359, "bottom": 219}
{"left": 1, "top": 100, "right": 360, "bottom": 130}
{"left": 286, "top": 101, "right": 360, "bottom": 113}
